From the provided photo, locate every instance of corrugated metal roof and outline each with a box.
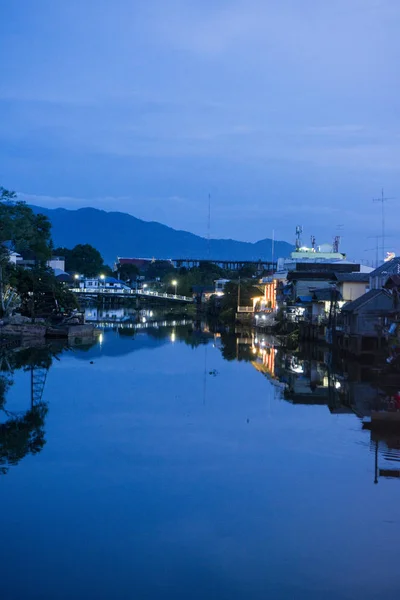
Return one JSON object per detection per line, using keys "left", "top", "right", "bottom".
{"left": 369, "top": 257, "right": 400, "bottom": 277}
{"left": 341, "top": 289, "right": 391, "bottom": 312}
{"left": 313, "top": 288, "right": 342, "bottom": 301}
{"left": 334, "top": 272, "right": 369, "bottom": 283}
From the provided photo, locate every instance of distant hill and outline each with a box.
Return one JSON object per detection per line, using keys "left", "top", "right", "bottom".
{"left": 30, "top": 205, "right": 293, "bottom": 266}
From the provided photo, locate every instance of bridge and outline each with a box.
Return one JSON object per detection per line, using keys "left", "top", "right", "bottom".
{"left": 72, "top": 287, "right": 193, "bottom": 303}
{"left": 171, "top": 258, "right": 277, "bottom": 272}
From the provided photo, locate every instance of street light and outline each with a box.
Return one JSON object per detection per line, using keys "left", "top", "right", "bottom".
{"left": 172, "top": 280, "right": 177, "bottom": 296}
{"left": 74, "top": 273, "right": 80, "bottom": 290}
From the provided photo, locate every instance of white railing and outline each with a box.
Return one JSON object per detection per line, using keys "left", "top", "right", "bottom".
{"left": 237, "top": 306, "right": 254, "bottom": 313}
{"left": 136, "top": 289, "right": 193, "bottom": 302}
{"left": 72, "top": 287, "right": 193, "bottom": 302}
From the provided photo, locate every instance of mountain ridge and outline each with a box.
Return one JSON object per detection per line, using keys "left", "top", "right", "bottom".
{"left": 30, "top": 205, "right": 293, "bottom": 265}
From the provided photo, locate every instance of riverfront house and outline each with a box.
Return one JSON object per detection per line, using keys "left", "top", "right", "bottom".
{"left": 339, "top": 289, "right": 395, "bottom": 354}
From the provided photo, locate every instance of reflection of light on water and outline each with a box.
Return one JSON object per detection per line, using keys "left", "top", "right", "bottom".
{"left": 99, "top": 333, "right": 104, "bottom": 345}
{"left": 171, "top": 331, "right": 176, "bottom": 342}
{"left": 142, "top": 317, "right": 146, "bottom": 323}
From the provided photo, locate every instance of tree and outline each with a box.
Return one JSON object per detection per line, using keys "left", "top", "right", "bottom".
{"left": 0, "top": 187, "right": 52, "bottom": 315}
{"left": 118, "top": 263, "right": 139, "bottom": 282}
{"left": 55, "top": 244, "right": 104, "bottom": 276}
{"left": 145, "top": 260, "right": 175, "bottom": 280}
{"left": 13, "top": 266, "right": 78, "bottom": 318}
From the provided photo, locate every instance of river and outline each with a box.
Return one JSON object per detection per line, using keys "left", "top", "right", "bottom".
{"left": 1, "top": 322, "right": 400, "bottom": 599}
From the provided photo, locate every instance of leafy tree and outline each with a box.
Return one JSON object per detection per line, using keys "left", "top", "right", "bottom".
{"left": 117, "top": 263, "right": 139, "bottom": 282}
{"left": 54, "top": 244, "right": 104, "bottom": 277}
{"left": 13, "top": 266, "right": 78, "bottom": 318}
{"left": 0, "top": 187, "right": 52, "bottom": 315}
{"left": 163, "top": 263, "right": 228, "bottom": 297}
{"left": 145, "top": 260, "right": 175, "bottom": 280}
{"left": 238, "top": 264, "right": 257, "bottom": 278}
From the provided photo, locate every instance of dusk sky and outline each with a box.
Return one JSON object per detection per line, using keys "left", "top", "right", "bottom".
{"left": 1, "top": 0, "right": 399, "bottom": 261}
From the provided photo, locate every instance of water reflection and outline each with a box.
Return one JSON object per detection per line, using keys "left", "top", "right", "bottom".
{"left": 2, "top": 322, "right": 400, "bottom": 598}
{"left": 217, "top": 327, "right": 400, "bottom": 485}
{"left": 0, "top": 340, "right": 97, "bottom": 474}
{"left": 2, "top": 323, "right": 400, "bottom": 485}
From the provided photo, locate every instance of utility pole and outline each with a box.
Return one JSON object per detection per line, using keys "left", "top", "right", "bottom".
{"left": 271, "top": 229, "right": 275, "bottom": 274}
{"left": 373, "top": 189, "right": 394, "bottom": 263}
{"left": 207, "top": 193, "right": 211, "bottom": 259}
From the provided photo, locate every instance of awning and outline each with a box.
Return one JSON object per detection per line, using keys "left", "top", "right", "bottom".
{"left": 296, "top": 295, "right": 313, "bottom": 303}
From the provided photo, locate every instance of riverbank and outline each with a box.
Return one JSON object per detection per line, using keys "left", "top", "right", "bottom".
{"left": 0, "top": 320, "right": 99, "bottom": 341}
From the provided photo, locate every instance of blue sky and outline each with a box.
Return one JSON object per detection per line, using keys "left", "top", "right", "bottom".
{"left": 1, "top": 0, "right": 399, "bottom": 261}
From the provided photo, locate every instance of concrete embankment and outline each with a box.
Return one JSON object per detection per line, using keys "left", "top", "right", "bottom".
{"left": 1, "top": 322, "right": 98, "bottom": 340}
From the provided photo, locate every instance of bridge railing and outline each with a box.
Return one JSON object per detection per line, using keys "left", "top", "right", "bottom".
{"left": 136, "top": 290, "right": 193, "bottom": 302}
{"left": 72, "top": 287, "right": 133, "bottom": 294}
{"left": 71, "top": 287, "right": 193, "bottom": 302}
{"left": 237, "top": 306, "right": 254, "bottom": 313}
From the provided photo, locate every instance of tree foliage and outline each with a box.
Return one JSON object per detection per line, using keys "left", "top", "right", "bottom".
{"left": 0, "top": 187, "right": 52, "bottom": 263}
{"left": 162, "top": 262, "right": 226, "bottom": 296}
{"left": 144, "top": 260, "right": 175, "bottom": 280}
{"left": 54, "top": 243, "right": 105, "bottom": 277}
{"left": 13, "top": 266, "right": 78, "bottom": 318}
{"left": 0, "top": 187, "right": 53, "bottom": 316}
{"left": 117, "top": 263, "right": 140, "bottom": 282}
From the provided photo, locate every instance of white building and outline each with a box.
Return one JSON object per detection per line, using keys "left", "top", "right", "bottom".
{"left": 8, "top": 251, "right": 22, "bottom": 265}
{"left": 47, "top": 256, "right": 65, "bottom": 271}
{"left": 77, "top": 276, "right": 131, "bottom": 293}
{"left": 214, "top": 279, "right": 230, "bottom": 296}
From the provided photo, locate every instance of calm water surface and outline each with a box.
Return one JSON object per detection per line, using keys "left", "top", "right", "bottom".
{"left": 1, "top": 325, "right": 400, "bottom": 600}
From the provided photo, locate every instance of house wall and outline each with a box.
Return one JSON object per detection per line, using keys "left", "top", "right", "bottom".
{"left": 47, "top": 257, "right": 65, "bottom": 271}
{"left": 340, "top": 282, "right": 368, "bottom": 302}
{"left": 294, "top": 279, "right": 334, "bottom": 297}
{"left": 311, "top": 303, "right": 325, "bottom": 320}
{"left": 348, "top": 293, "right": 394, "bottom": 336}
{"left": 370, "top": 275, "right": 385, "bottom": 290}
{"left": 353, "top": 314, "right": 379, "bottom": 336}
{"left": 8, "top": 252, "right": 21, "bottom": 265}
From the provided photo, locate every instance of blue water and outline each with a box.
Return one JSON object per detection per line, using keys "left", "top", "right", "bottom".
{"left": 1, "top": 327, "right": 400, "bottom": 599}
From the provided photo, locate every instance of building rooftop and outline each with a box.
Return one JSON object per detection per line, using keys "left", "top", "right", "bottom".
{"left": 313, "top": 288, "right": 342, "bottom": 302}
{"left": 341, "top": 289, "right": 391, "bottom": 312}
{"left": 334, "top": 272, "right": 370, "bottom": 283}
{"left": 369, "top": 257, "right": 400, "bottom": 278}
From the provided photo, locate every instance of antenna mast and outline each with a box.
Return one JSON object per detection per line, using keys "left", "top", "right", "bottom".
{"left": 295, "top": 225, "right": 303, "bottom": 250}
{"left": 333, "top": 236, "right": 340, "bottom": 253}
{"left": 373, "top": 188, "right": 394, "bottom": 263}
